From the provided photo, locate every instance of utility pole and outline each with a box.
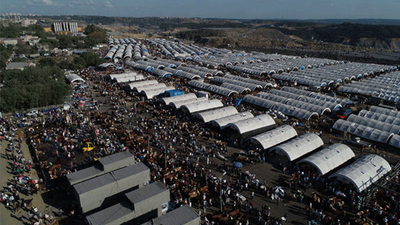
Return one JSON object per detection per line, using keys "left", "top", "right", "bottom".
{"left": 220, "top": 178, "right": 223, "bottom": 212}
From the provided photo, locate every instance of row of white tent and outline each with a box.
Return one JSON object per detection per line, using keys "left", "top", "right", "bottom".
{"left": 243, "top": 95, "right": 318, "bottom": 121}
{"left": 333, "top": 106, "right": 400, "bottom": 145}
{"left": 338, "top": 71, "right": 400, "bottom": 104}
{"left": 188, "top": 80, "right": 239, "bottom": 97}
{"left": 108, "top": 37, "right": 137, "bottom": 46}
{"left": 106, "top": 72, "right": 145, "bottom": 83}
{"left": 123, "top": 80, "right": 175, "bottom": 99}
{"left": 272, "top": 62, "right": 392, "bottom": 88}
{"left": 248, "top": 125, "right": 391, "bottom": 193}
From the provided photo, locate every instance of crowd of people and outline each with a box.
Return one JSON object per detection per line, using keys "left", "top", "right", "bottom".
{"left": 1, "top": 57, "right": 399, "bottom": 225}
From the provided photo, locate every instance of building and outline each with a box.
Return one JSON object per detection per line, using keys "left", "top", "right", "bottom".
{"left": 67, "top": 151, "right": 136, "bottom": 186}
{"left": 142, "top": 205, "right": 200, "bottom": 225}
{"left": 86, "top": 181, "right": 170, "bottom": 225}
{"left": 73, "top": 162, "right": 150, "bottom": 213}
{"left": 21, "top": 19, "right": 37, "bottom": 27}
{"left": 5, "top": 62, "right": 35, "bottom": 70}
{"left": 52, "top": 22, "right": 79, "bottom": 33}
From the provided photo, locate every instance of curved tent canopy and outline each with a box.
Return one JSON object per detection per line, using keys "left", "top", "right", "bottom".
{"left": 66, "top": 74, "right": 85, "bottom": 84}
{"left": 188, "top": 80, "right": 211, "bottom": 90}
{"left": 141, "top": 86, "right": 174, "bottom": 99}
{"left": 211, "top": 111, "right": 254, "bottom": 130}
{"left": 194, "top": 106, "right": 238, "bottom": 123}
{"left": 180, "top": 99, "right": 223, "bottom": 114}
{"left": 272, "top": 104, "right": 319, "bottom": 121}
{"left": 257, "top": 92, "right": 289, "bottom": 104}
{"left": 220, "top": 83, "right": 251, "bottom": 94}
{"left": 388, "top": 134, "right": 400, "bottom": 149}
{"left": 206, "top": 85, "right": 239, "bottom": 97}
{"left": 271, "top": 133, "right": 324, "bottom": 161}
{"left": 369, "top": 106, "right": 400, "bottom": 118}
{"left": 298, "top": 143, "right": 355, "bottom": 175}
{"left": 126, "top": 80, "right": 158, "bottom": 90}
{"left": 134, "top": 83, "right": 166, "bottom": 93}
{"left": 329, "top": 154, "right": 391, "bottom": 193}
{"left": 160, "top": 93, "right": 197, "bottom": 105}
{"left": 226, "top": 114, "right": 275, "bottom": 135}
{"left": 333, "top": 120, "right": 394, "bottom": 143}
{"left": 347, "top": 114, "right": 400, "bottom": 134}
{"left": 249, "top": 125, "right": 297, "bottom": 150}
{"left": 169, "top": 97, "right": 208, "bottom": 110}
{"left": 243, "top": 95, "right": 277, "bottom": 110}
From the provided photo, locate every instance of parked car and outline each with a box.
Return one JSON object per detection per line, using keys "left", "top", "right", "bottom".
{"left": 26, "top": 110, "right": 38, "bottom": 117}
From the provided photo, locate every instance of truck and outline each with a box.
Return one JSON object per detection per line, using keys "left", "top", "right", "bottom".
{"left": 82, "top": 142, "right": 95, "bottom": 153}
{"left": 345, "top": 137, "right": 372, "bottom": 148}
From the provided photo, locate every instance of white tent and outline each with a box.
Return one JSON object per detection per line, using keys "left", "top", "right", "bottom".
{"left": 389, "top": 134, "right": 400, "bottom": 149}
{"left": 271, "top": 133, "right": 324, "bottom": 161}
{"left": 298, "top": 143, "right": 355, "bottom": 175}
{"left": 181, "top": 99, "right": 223, "bottom": 114}
{"left": 194, "top": 106, "right": 238, "bottom": 123}
{"left": 169, "top": 97, "right": 209, "bottom": 110}
{"left": 329, "top": 154, "right": 391, "bottom": 193}
{"left": 227, "top": 114, "right": 275, "bottom": 135}
{"left": 126, "top": 80, "right": 158, "bottom": 90}
{"left": 243, "top": 95, "right": 277, "bottom": 109}
{"left": 249, "top": 125, "right": 297, "bottom": 150}
{"left": 66, "top": 74, "right": 85, "bottom": 84}
{"left": 141, "top": 86, "right": 174, "bottom": 99}
{"left": 160, "top": 93, "right": 197, "bottom": 105}
{"left": 369, "top": 106, "right": 400, "bottom": 118}
{"left": 347, "top": 114, "right": 400, "bottom": 134}
{"left": 333, "top": 119, "right": 395, "bottom": 143}
{"left": 211, "top": 111, "right": 254, "bottom": 129}
{"left": 358, "top": 110, "right": 400, "bottom": 126}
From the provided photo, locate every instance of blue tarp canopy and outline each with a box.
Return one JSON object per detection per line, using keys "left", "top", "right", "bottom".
{"left": 233, "top": 162, "right": 243, "bottom": 168}
{"left": 165, "top": 89, "right": 184, "bottom": 97}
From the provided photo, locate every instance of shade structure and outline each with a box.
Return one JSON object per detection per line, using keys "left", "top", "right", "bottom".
{"left": 271, "top": 133, "right": 324, "bottom": 161}
{"left": 194, "top": 106, "right": 238, "bottom": 123}
{"left": 160, "top": 93, "right": 197, "bottom": 105}
{"left": 233, "top": 162, "right": 243, "bottom": 168}
{"left": 329, "top": 154, "right": 391, "bottom": 193}
{"left": 249, "top": 125, "right": 298, "bottom": 150}
{"left": 389, "top": 134, "right": 400, "bottom": 149}
{"left": 180, "top": 99, "right": 224, "bottom": 114}
{"left": 169, "top": 97, "right": 209, "bottom": 110}
{"left": 227, "top": 114, "right": 276, "bottom": 135}
{"left": 333, "top": 119, "right": 394, "bottom": 143}
{"left": 297, "top": 143, "right": 355, "bottom": 175}
{"left": 211, "top": 111, "right": 254, "bottom": 130}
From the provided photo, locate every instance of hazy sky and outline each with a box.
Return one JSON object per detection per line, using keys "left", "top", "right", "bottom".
{"left": 1, "top": 0, "right": 399, "bottom": 20}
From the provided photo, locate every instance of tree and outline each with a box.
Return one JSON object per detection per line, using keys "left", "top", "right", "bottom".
{"left": 58, "top": 35, "right": 73, "bottom": 49}
{"left": 38, "top": 57, "right": 56, "bottom": 67}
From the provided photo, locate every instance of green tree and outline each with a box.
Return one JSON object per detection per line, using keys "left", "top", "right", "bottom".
{"left": 38, "top": 57, "right": 56, "bottom": 67}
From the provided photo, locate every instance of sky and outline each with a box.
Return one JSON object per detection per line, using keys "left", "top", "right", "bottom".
{"left": 1, "top": 0, "right": 399, "bottom": 20}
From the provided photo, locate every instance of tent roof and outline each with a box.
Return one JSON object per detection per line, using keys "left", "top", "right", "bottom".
{"left": 160, "top": 93, "right": 197, "bottom": 105}
{"left": 169, "top": 97, "right": 208, "bottom": 109}
{"left": 181, "top": 99, "right": 223, "bottom": 114}
{"left": 298, "top": 143, "right": 355, "bottom": 175}
{"left": 126, "top": 80, "right": 158, "bottom": 90}
{"left": 329, "top": 154, "right": 391, "bottom": 193}
{"left": 389, "top": 134, "right": 400, "bottom": 149}
{"left": 249, "top": 125, "right": 297, "bottom": 150}
{"left": 333, "top": 119, "right": 394, "bottom": 143}
{"left": 66, "top": 74, "right": 85, "bottom": 83}
{"left": 194, "top": 106, "right": 238, "bottom": 123}
{"left": 227, "top": 114, "right": 275, "bottom": 135}
{"left": 211, "top": 111, "right": 254, "bottom": 129}
{"left": 271, "top": 133, "right": 324, "bottom": 161}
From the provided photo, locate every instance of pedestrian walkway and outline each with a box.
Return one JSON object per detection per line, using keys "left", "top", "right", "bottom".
{"left": 0, "top": 132, "right": 52, "bottom": 224}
